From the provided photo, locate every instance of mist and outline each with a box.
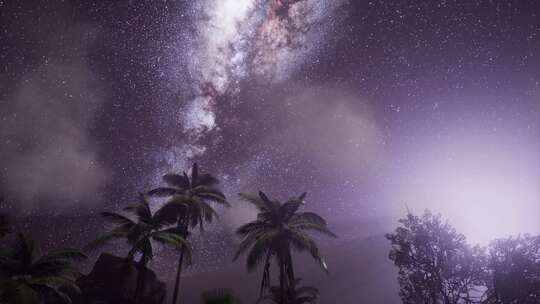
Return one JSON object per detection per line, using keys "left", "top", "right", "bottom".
{"left": 0, "top": 5, "right": 108, "bottom": 210}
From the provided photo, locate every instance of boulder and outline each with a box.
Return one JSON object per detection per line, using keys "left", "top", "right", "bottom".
{"left": 76, "top": 253, "right": 166, "bottom": 304}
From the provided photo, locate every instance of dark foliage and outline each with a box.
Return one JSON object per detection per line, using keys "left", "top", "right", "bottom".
{"left": 484, "top": 235, "right": 540, "bottom": 303}
{"left": 148, "top": 163, "right": 229, "bottom": 304}
{"left": 0, "top": 198, "right": 11, "bottom": 238}
{"left": 387, "top": 210, "right": 540, "bottom": 304}
{"left": 201, "top": 288, "right": 240, "bottom": 304}
{"left": 0, "top": 233, "right": 86, "bottom": 304}
{"left": 234, "top": 191, "right": 334, "bottom": 304}
{"left": 86, "top": 193, "right": 189, "bottom": 303}
{"left": 386, "top": 210, "right": 486, "bottom": 304}
{"left": 259, "top": 279, "right": 319, "bottom": 304}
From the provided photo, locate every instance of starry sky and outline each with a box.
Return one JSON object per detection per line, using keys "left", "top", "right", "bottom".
{"left": 1, "top": 0, "right": 540, "bottom": 286}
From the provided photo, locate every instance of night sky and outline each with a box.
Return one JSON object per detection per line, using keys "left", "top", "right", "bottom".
{"left": 1, "top": 0, "right": 540, "bottom": 299}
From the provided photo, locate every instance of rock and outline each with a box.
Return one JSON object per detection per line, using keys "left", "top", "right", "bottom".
{"left": 75, "top": 253, "right": 166, "bottom": 304}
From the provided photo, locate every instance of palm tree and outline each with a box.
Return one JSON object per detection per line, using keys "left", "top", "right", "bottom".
{"left": 148, "top": 163, "right": 229, "bottom": 304}
{"left": 233, "top": 191, "right": 335, "bottom": 304}
{"left": 0, "top": 233, "right": 86, "bottom": 304}
{"left": 86, "top": 193, "right": 190, "bottom": 303}
{"left": 259, "top": 279, "right": 319, "bottom": 304}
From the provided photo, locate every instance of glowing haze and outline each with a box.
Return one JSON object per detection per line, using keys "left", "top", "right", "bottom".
{"left": 393, "top": 116, "right": 540, "bottom": 245}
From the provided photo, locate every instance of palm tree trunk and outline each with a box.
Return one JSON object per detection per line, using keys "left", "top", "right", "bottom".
{"left": 285, "top": 251, "right": 295, "bottom": 302}
{"left": 171, "top": 245, "right": 185, "bottom": 304}
{"left": 135, "top": 243, "right": 148, "bottom": 303}
{"left": 171, "top": 221, "right": 188, "bottom": 304}
{"left": 279, "top": 261, "right": 286, "bottom": 304}
{"left": 260, "top": 250, "right": 272, "bottom": 297}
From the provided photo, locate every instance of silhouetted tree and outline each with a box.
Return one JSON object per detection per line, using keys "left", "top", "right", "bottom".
{"left": 0, "top": 197, "right": 11, "bottom": 238}
{"left": 0, "top": 233, "right": 85, "bottom": 304}
{"left": 259, "top": 279, "right": 319, "bottom": 304}
{"left": 483, "top": 234, "right": 540, "bottom": 303}
{"left": 148, "top": 163, "right": 229, "bottom": 304}
{"left": 86, "top": 193, "right": 190, "bottom": 303}
{"left": 201, "top": 288, "right": 239, "bottom": 304}
{"left": 234, "top": 191, "right": 335, "bottom": 304}
{"left": 386, "top": 210, "right": 487, "bottom": 304}
{"left": 0, "top": 214, "right": 9, "bottom": 239}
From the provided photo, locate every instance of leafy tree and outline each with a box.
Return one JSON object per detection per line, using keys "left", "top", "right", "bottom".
{"left": 484, "top": 234, "right": 540, "bottom": 303}
{"left": 86, "top": 193, "right": 190, "bottom": 303}
{"left": 386, "top": 210, "right": 486, "bottom": 304}
{"left": 148, "top": 163, "right": 229, "bottom": 304}
{"left": 234, "top": 191, "right": 335, "bottom": 304}
{"left": 258, "top": 279, "right": 319, "bottom": 304}
{"left": 0, "top": 233, "right": 85, "bottom": 304}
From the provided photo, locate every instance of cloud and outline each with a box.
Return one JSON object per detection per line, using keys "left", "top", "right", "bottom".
{"left": 269, "top": 87, "right": 383, "bottom": 175}
{"left": 0, "top": 20, "right": 108, "bottom": 210}
{"left": 218, "top": 86, "right": 384, "bottom": 229}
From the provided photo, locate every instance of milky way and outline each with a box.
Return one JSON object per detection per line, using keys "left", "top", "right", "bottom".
{"left": 180, "top": 0, "right": 342, "bottom": 147}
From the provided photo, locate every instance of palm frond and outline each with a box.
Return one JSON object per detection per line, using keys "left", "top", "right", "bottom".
{"left": 127, "top": 238, "right": 153, "bottom": 262}
{"left": 288, "top": 222, "right": 337, "bottom": 238}
{"left": 28, "top": 276, "right": 80, "bottom": 293}
{"left": 153, "top": 196, "right": 191, "bottom": 224}
{"left": 238, "top": 192, "right": 267, "bottom": 211}
{"left": 147, "top": 187, "right": 183, "bottom": 197}
{"left": 100, "top": 212, "right": 134, "bottom": 226}
{"left": 197, "top": 173, "right": 219, "bottom": 186}
{"left": 290, "top": 212, "right": 328, "bottom": 226}
{"left": 236, "top": 222, "right": 269, "bottom": 236}
{"left": 198, "top": 200, "right": 218, "bottom": 223}
{"left": 239, "top": 192, "right": 278, "bottom": 214}
{"left": 84, "top": 227, "right": 128, "bottom": 252}
{"left": 152, "top": 231, "right": 192, "bottom": 264}
{"left": 233, "top": 231, "right": 265, "bottom": 261}
{"left": 163, "top": 173, "right": 190, "bottom": 189}
{"left": 126, "top": 222, "right": 151, "bottom": 245}
{"left": 280, "top": 201, "right": 302, "bottom": 221}
{"left": 197, "top": 192, "right": 230, "bottom": 207}
{"left": 151, "top": 231, "right": 189, "bottom": 250}
{"left": 131, "top": 192, "right": 153, "bottom": 222}
{"left": 194, "top": 185, "right": 225, "bottom": 198}
{"left": 246, "top": 232, "right": 277, "bottom": 271}
{"left": 36, "top": 249, "right": 86, "bottom": 264}
{"left": 288, "top": 229, "right": 326, "bottom": 270}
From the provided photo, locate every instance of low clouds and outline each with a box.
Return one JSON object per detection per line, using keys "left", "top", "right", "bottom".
{"left": 0, "top": 17, "right": 108, "bottom": 210}
{"left": 268, "top": 87, "right": 383, "bottom": 176}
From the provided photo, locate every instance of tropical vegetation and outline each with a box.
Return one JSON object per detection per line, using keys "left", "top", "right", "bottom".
{"left": 259, "top": 279, "right": 319, "bottom": 304}
{"left": 85, "top": 193, "right": 190, "bottom": 303}
{"left": 233, "top": 191, "right": 335, "bottom": 304}
{"left": 386, "top": 210, "right": 540, "bottom": 304}
{"left": 148, "top": 163, "right": 229, "bottom": 304}
{"left": 1, "top": 163, "right": 539, "bottom": 304}
{"left": 0, "top": 233, "right": 85, "bottom": 304}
